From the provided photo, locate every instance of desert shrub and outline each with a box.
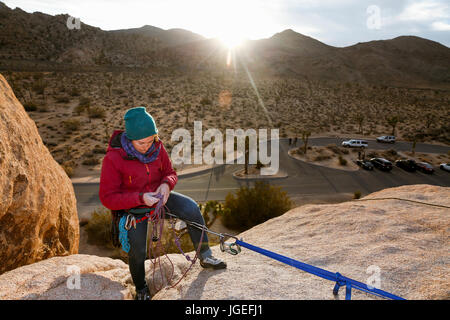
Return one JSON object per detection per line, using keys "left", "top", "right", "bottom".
{"left": 353, "top": 191, "right": 362, "bottom": 199}
{"left": 382, "top": 149, "right": 398, "bottom": 161}
{"left": 70, "top": 87, "right": 80, "bottom": 97}
{"left": 338, "top": 155, "right": 347, "bottom": 166}
{"left": 62, "top": 119, "right": 81, "bottom": 132}
{"left": 78, "top": 96, "right": 91, "bottom": 108}
{"left": 112, "top": 88, "right": 124, "bottom": 95}
{"left": 200, "top": 97, "right": 212, "bottom": 106}
{"left": 32, "top": 72, "right": 44, "bottom": 80}
{"left": 38, "top": 104, "right": 48, "bottom": 112}
{"left": 82, "top": 157, "right": 99, "bottom": 165}
{"left": 255, "top": 159, "right": 265, "bottom": 170}
{"left": 92, "top": 146, "right": 106, "bottom": 154}
{"left": 367, "top": 151, "right": 378, "bottom": 158}
{"left": 74, "top": 104, "right": 85, "bottom": 115}
{"left": 148, "top": 91, "right": 158, "bottom": 99}
{"left": 61, "top": 163, "right": 74, "bottom": 177}
{"left": 24, "top": 101, "right": 37, "bottom": 111}
{"left": 384, "top": 149, "right": 397, "bottom": 157}
{"left": 314, "top": 154, "right": 332, "bottom": 161}
{"left": 326, "top": 144, "right": 340, "bottom": 154}
{"left": 85, "top": 207, "right": 112, "bottom": 246}
{"left": 55, "top": 95, "right": 70, "bottom": 103}
{"left": 197, "top": 200, "right": 224, "bottom": 228}
{"left": 88, "top": 106, "right": 106, "bottom": 119}
{"left": 32, "top": 81, "right": 46, "bottom": 94}
{"left": 222, "top": 181, "right": 292, "bottom": 231}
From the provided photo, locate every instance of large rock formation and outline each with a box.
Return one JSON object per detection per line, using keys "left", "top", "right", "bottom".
{"left": 0, "top": 254, "right": 131, "bottom": 299}
{"left": 153, "top": 184, "right": 449, "bottom": 300}
{"left": 0, "top": 253, "right": 189, "bottom": 299}
{"left": 0, "top": 74, "right": 79, "bottom": 274}
{"left": 0, "top": 184, "right": 448, "bottom": 300}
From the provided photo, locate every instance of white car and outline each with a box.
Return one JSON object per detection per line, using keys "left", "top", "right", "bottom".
{"left": 342, "top": 139, "right": 368, "bottom": 148}
{"left": 377, "top": 135, "right": 396, "bottom": 143}
{"left": 440, "top": 163, "right": 450, "bottom": 172}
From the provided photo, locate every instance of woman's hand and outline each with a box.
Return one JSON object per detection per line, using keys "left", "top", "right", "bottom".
{"left": 142, "top": 193, "right": 159, "bottom": 207}
{"left": 155, "top": 183, "right": 170, "bottom": 205}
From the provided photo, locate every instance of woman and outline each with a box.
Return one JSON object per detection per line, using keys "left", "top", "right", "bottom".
{"left": 99, "top": 106, "right": 226, "bottom": 300}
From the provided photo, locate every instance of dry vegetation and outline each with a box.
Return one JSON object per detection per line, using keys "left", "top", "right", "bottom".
{"left": 2, "top": 70, "right": 449, "bottom": 177}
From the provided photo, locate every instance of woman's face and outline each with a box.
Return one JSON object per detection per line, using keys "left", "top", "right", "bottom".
{"left": 132, "top": 135, "right": 156, "bottom": 154}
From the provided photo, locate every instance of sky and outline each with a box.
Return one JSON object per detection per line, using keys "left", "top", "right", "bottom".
{"left": 2, "top": 0, "right": 450, "bottom": 47}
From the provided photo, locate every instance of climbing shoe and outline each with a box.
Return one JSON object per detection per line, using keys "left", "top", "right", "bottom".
{"left": 135, "top": 284, "right": 151, "bottom": 300}
{"left": 200, "top": 256, "right": 227, "bottom": 270}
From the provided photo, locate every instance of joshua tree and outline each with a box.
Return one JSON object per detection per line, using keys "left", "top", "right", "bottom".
{"left": 244, "top": 136, "right": 249, "bottom": 175}
{"left": 425, "top": 113, "right": 435, "bottom": 129}
{"left": 106, "top": 81, "right": 112, "bottom": 96}
{"left": 386, "top": 115, "right": 400, "bottom": 136}
{"left": 182, "top": 103, "right": 192, "bottom": 126}
{"left": 354, "top": 112, "right": 365, "bottom": 134}
{"left": 301, "top": 130, "right": 311, "bottom": 155}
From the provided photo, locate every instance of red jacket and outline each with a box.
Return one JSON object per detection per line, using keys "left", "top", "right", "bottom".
{"left": 99, "top": 130, "right": 178, "bottom": 211}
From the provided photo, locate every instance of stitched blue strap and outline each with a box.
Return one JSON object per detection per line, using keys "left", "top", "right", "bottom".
{"left": 235, "top": 239, "right": 405, "bottom": 300}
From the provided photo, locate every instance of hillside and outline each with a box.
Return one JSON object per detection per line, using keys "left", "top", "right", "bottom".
{"left": 0, "top": 184, "right": 448, "bottom": 300}
{"left": 1, "top": 2, "right": 449, "bottom": 88}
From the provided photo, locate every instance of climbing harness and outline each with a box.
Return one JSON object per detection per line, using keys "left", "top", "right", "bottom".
{"left": 119, "top": 193, "right": 405, "bottom": 300}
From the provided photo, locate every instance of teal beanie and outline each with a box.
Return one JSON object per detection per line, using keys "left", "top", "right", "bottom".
{"left": 124, "top": 107, "right": 158, "bottom": 140}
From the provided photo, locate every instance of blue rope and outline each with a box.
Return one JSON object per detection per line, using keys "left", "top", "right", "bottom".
{"left": 235, "top": 239, "right": 405, "bottom": 300}
{"left": 118, "top": 215, "right": 130, "bottom": 253}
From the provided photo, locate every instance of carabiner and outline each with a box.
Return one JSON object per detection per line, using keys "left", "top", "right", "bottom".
{"left": 125, "top": 214, "right": 137, "bottom": 230}
{"left": 220, "top": 237, "right": 241, "bottom": 255}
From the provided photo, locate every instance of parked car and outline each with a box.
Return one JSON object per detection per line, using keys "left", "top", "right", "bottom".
{"left": 440, "top": 163, "right": 450, "bottom": 172}
{"left": 342, "top": 139, "right": 368, "bottom": 148}
{"left": 416, "top": 162, "right": 434, "bottom": 174}
{"left": 376, "top": 135, "right": 396, "bottom": 143}
{"left": 356, "top": 159, "right": 374, "bottom": 170}
{"left": 395, "top": 159, "right": 417, "bottom": 172}
{"left": 370, "top": 158, "right": 393, "bottom": 171}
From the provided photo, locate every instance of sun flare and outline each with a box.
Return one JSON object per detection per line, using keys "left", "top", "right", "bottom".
{"left": 219, "top": 34, "right": 245, "bottom": 49}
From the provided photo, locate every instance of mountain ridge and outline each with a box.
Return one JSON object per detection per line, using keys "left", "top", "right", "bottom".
{"left": 0, "top": 1, "right": 449, "bottom": 88}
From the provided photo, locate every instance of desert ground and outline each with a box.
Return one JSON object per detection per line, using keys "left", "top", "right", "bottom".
{"left": 1, "top": 70, "right": 449, "bottom": 178}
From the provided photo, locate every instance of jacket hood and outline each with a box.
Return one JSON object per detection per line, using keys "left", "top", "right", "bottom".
{"left": 106, "top": 130, "right": 125, "bottom": 153}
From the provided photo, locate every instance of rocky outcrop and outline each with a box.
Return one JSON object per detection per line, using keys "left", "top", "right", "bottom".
{"left": 0, "top": 74, "right": 79, "bottom": 274}
{"left": 0, "top": 253, "right": 190, "bottom": 299}
{"left": 0, "top": 254, "right": 131, "bottom": 299}
{"left": 153, "top": 184, "right": 449, "bottom": 300}
{"left": 0, "top": 185, "right": 448, "bottom": 300}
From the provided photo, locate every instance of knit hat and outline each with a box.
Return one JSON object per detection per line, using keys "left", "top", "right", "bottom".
{"left": 124, "top": 107, "right": 158, "bottom": 140}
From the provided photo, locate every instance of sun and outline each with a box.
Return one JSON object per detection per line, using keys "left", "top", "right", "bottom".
{"left": 219, "top": 33, "right": 245, "bottom": 49}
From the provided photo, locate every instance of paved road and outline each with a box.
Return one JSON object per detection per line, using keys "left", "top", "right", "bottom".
{"left": 74, "top": 138, "right": 450, "bottom": 219}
